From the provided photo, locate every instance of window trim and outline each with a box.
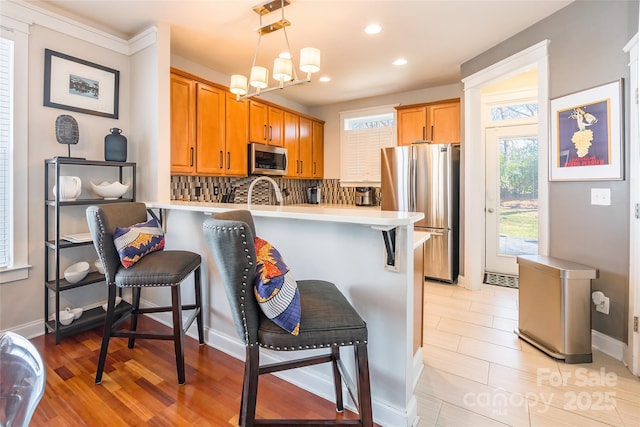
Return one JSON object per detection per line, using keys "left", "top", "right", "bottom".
{"left": 0, "top": 17, "right": 31, "bottom": 283}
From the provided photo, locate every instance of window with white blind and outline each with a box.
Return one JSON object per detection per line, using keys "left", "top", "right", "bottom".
{"left": 339, "top": 106, "right": 396, "bottom": 186}
{"left": 0, "top": 37, "right": 11, "bottom": 267}
{"left": 0, "top": 18, "right": 30, "bottom": 283}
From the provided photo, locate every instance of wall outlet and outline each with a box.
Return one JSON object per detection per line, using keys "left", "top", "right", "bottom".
{"left": 595, "top": 295, "right": 610, "bottom": 315}
{"left": 213, "top": 186, "right": 219, "bottom": 196}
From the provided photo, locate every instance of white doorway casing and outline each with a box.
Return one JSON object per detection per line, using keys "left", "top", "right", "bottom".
{"left": 623, "top": 32, "right": 639, "bottom": 377}
{"left": 461, "top": 40, "right": 550, "bottom": 290}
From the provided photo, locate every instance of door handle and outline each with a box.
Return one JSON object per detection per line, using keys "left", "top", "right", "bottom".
{"left": 227, "top": 152, "right": 231, "bottom": 170}
{"left": 219, "top": 150, "right": 223, "bottom": 169}
{"left": 487, "top": 208, "right": 494, "bottom": 213}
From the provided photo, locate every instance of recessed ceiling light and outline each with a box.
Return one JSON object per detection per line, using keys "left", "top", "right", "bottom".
{"left": 364, "top": 24, "right": 382, "bottom": 35}
{"left": 393, "top": 58, "right": 407, "bottom": 66}
{"left": 319, "top": 76, "right": 331, "bottom": 82}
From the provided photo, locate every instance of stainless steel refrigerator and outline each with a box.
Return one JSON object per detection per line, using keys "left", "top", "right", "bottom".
{"left": 381, "top": 142, "right": 460, "bottom": 283}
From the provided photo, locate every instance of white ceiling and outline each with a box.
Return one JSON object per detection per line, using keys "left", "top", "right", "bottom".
{"left": 25, "top": 0, "right": 573, "bottom": 107}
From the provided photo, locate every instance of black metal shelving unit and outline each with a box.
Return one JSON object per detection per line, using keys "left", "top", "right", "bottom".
{"left": 44, "top": 158, "right": 136, "bottom": 344}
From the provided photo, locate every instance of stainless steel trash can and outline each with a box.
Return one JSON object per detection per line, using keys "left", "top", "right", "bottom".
{"left": 516, "top": 255, "right": 598, "bottom": 364}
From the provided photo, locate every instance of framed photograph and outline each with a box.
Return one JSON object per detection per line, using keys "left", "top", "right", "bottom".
{"left": 549, "top": 79, "right": 623, "bottom": 181}
{"left": 44, "top": 49, "right": 119, "bottom": 119}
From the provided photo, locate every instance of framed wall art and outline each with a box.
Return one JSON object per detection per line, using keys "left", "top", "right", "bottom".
{"left": 549, "top": 79, "right": 623, "bottom": 181}
{"left": 43, "top": 49, "right": 120, "bottom": 119}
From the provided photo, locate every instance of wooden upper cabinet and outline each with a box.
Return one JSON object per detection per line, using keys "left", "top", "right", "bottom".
{"left": 283, "top": 111, "right": 299, "bottom": 178}
{"left": 427, "top": 101, "right": 460, "bottom": 144}
{"left": 396, "top": 99, "right": 460, "bottom": 146}
{"left": 397, "top": 106, "right": 428, "bottom": 146}
{"left": 225, "top": 93, "right": 248, "bottom": 176}
{"left": 311, "top": 120, "right": 324, "bottom": 179}
{"left": 298, "top": 117, "right": 313, "bottom": 178}
{"left": 195, "top": 83, "right": 226, "bottom": 175}
{"left": 249, "top": 100, "right": 284, "bottom": 146}
{"left": 170, "top": 73, "right": 196, "bottom": 174}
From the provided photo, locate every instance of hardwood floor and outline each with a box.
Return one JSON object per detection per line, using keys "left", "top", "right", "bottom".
{"left": 416, "top": 281, "right": 640, "bottom": 427}
{"left": 30, "top": 282, "right": 640, "bottom": 426}
{"left": 30, "top": 317, "right": 364, "bottom": 426}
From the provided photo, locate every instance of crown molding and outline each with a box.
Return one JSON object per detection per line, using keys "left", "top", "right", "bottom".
{"left": 2, "top": 0, "right": 156, "bottom": 55}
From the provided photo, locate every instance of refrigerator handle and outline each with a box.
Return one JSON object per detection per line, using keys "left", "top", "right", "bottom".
{"left": 409, "top": 151, "right": 416, "bottom": 212}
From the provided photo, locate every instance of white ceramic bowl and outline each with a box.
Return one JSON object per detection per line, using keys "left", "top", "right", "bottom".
{"left": 64, "top": 261, "right": 90, "bottom": 284}
{"left": 90, "top": 181, "right": 129, "bottom": 199}
{"left": 66, "top": 307, "right": 83, "bottom": 320}
{"left": 58, "top": 310, "right": 74, "bottom": 326}
{"left": 94, "top": 259, "right": 105, "bottom": 275}
{"left": 101, "top": 296, "right": 122, "bottom": 312}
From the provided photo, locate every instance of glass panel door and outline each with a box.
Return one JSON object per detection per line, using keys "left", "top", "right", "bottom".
{"left": 485, "top": 124, "right": 538, "bottom": 275}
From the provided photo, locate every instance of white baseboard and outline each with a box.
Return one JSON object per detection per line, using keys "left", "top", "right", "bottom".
{"left": 592, "top": 329, "right": 624, "bottom": 361}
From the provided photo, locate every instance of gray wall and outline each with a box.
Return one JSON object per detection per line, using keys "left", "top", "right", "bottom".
{"left": 461, "top": 0, "right": 638, "bottom": 342}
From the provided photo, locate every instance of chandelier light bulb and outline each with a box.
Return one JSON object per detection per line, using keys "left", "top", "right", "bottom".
{"left": 273, "top": 57, "right": 293, "bottom": 82}
{"left": 230, "top": 74, "right": 248, "bottom": 95}
{"left": 300, "top": 47, "right": 320, "bottom": 73}
{"left": 249, "top": 66, "right": 269, "bottom": 89}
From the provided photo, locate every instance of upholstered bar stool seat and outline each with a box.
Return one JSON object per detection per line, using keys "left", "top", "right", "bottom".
{"left": 258, "top": 280, "right": 368, "bottom": 351}
{"left": 86, "top": 202, "right": 204, "bottom": 385}
{"left": 203, "top": 210, "right": 373, "bottom": 426}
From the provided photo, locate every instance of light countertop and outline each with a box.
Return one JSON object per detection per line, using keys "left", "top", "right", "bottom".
{"left": 144, "top": 200, "right": 424, "bottom": 227}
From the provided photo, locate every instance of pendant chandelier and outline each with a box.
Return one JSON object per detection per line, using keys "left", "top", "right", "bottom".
{"left": 229, "top": 0, "right": 321, "bottom": 100}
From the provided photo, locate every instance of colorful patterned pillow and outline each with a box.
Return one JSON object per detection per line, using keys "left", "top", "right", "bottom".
{"left": 254, "top": 237, "right": 301, "bottom": 335}
{"left": 113, "top": 218, "right": 165, "bottom": 268}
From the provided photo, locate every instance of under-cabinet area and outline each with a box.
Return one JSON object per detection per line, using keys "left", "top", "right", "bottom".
{"left": 44, "top": 158, "right": 136, "bottom": 343}
{"left": 170, "top": 68, "right": 324, "bottom": 178}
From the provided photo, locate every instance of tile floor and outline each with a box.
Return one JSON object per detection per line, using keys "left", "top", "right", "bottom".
{"left": 415, "top": 281, "right": 640, "bottom": 426}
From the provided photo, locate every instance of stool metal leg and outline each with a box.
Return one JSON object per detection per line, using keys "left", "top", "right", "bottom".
{"left": 331, "top": 345, "right": 344, "bottom": 412}
{"left": 355, "top": 343, "right": 373, "bottom": 427}
{"left": 194, "top": 266, "right": 205, "bottom": 345}
{"left": 171, "top": 285, "right": 185, "bottom": 384}
{"left": 128, "top": 287, "right": 141, "bottom": 349}
{"left": 95, "top": 285, "right": 118, "bottom": 384}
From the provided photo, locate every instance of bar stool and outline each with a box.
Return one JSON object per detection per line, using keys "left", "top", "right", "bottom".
{"left": 203, "top": 210, "right": 373, "bottom": 426}
{"left": 86, "top": 202, "right": 204, "bottom": 384}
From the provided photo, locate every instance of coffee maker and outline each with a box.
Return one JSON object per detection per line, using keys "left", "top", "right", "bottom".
{"left": 355, "top": 187, "right": 376, "bottom": 206}
{"left": 307, "top": 186, "right": 321, "bottom": 204}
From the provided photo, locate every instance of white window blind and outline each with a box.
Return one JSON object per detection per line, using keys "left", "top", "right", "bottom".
{"left": 0, "top": 37, "right": 12, "bottom": 267}
{"left": 340, "top": 106, "right": 396, "bottom": 186}
{"left": 0, "top": 17, "right": 30, "bottom": 283}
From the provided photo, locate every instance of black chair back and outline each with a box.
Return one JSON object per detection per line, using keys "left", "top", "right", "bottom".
{"left": 203, "top": 210, "right": 261, "bottom": 346}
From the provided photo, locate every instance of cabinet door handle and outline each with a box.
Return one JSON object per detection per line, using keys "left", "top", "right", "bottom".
{"left": 190, "top": 147, "right": 194, "bottom": 167}
{"left": 313, "top": 162, "right": 316, "bottom": 175}
{"left": 422, "top": 126, "right": 426, "bottom": 140}
{"left": 431, "top": 125, "right": 434, "bottom": 141}
{"left": 299, "top": 160, "right": 303, "bottom": 174}
{"left": 269, "top": 125, "right": 273, "bottom": 141}
{"left": 219, "top": 150, "right": 223, "bottom": 169}
{"left": 227, "top": 152, "right": 231, "bottom": 170}
{"left": 263, "top": 124, "right": 267, "bottom": 141}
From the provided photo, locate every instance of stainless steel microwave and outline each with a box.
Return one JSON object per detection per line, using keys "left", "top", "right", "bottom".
{"left": 249, "top": 143, "right": 288, "bottom": 175}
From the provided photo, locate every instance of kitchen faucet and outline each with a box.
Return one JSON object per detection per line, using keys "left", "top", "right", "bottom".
{"left": 247, "top": 176, "right": 283, "bottom": 206}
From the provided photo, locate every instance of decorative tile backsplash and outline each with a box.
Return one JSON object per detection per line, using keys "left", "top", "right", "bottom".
{"left": 170, "top": 175, "right": 380, "bottom": 206}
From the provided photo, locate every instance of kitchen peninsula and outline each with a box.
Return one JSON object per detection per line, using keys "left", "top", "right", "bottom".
{"left": 145, "top": 201, "right": 425, "bottom": 427}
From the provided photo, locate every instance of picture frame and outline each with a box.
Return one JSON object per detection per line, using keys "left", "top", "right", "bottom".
{"left": 549, "top": 79, "right": 623, "bottom": 181}
{"left": 43, "top": 49, "right": 119, "bottom": 119}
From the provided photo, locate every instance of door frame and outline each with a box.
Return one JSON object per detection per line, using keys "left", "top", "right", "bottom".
{"left": 623, "top": 33, "right": 639, "bottom": 376}
{"left": 461, "top": 40, "right": 550, "bottom": 290}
